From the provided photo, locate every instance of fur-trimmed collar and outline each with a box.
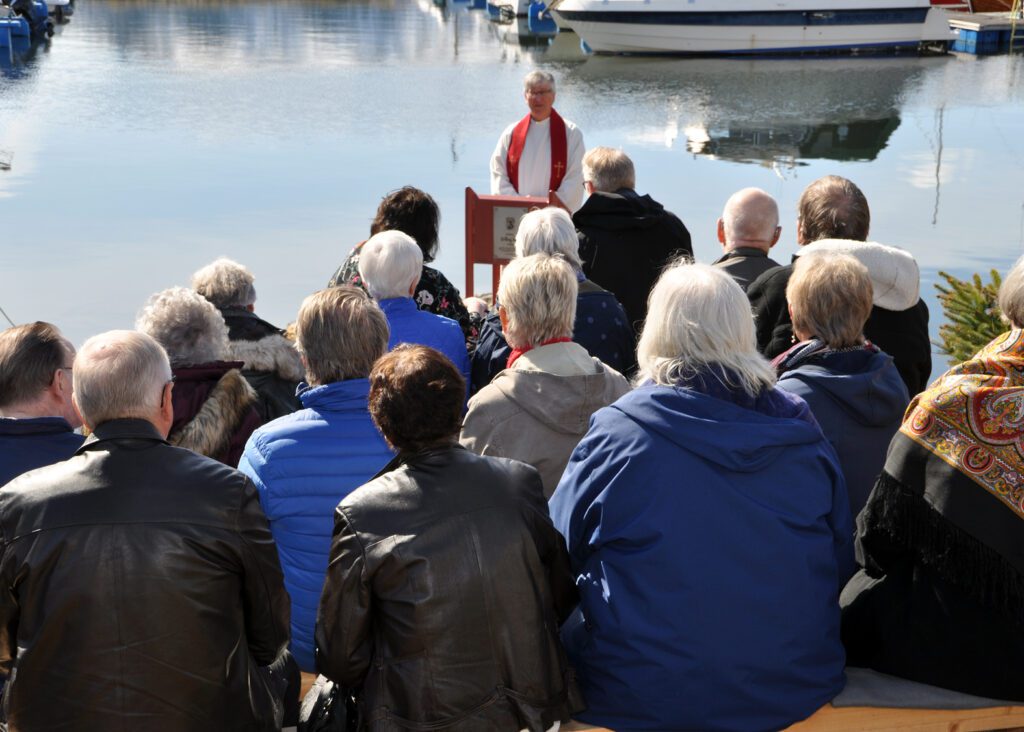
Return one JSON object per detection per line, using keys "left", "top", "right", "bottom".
{"left": 169, "top": 369, "right": 257, "bottom": 459}
{"left": 226, "top": 334, "right": 305, "bottom": 383}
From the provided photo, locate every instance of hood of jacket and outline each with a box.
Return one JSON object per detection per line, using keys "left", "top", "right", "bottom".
{"left": 796, "top": 239, "right": 920, "bottom": 311}
{"left": 778, "top": 350, "right": 909, "bottom": 428}
{"left": 297, "top": 378, "right": 372, "bottom": 413}
{"left": 616, "top": 382, "right": 824, "bottom": 473}
{"left": 572, "top": 189, "right": 670, "bottom": 232}
{"left": 489, "top": 360, "right": 628, "bottom": 436}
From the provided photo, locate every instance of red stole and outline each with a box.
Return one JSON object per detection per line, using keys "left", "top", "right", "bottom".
{"left": 506, "top": 109, "right": 568, "bottom": 195}
{"left": 507, "top": 337, "right": 573, "bottom": 370}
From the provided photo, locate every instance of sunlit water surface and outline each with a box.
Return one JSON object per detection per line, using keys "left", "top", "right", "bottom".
{"left": 2, "top": 0, "right": 1023, "bottom": 379}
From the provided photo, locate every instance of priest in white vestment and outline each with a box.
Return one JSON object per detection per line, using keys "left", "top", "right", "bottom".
{"left": 490, "top": 70, "right": 586, "bottom": 212}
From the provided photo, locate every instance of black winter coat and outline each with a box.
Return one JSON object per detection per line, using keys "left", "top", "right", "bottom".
{"left": 315, "top": 445, "right": 582, "bottom": 731}
{"left": 748, "top": 263, "right": 932, "bottom": 397}
{"left": 573, "top": 189, "right": 692, "bottom": 333}
{"left": 0, "top": 419, "right": 290, "bottom": 731}
{"left": 221, "top": 307, "right": 304, "bottom": 423}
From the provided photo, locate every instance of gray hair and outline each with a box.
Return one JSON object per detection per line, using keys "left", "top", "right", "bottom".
{"left": 136, "top": 287, "right": 229, "bottom": 368}
{"left": 498, "top": 254, "right": 578, "bottom": 349}
{"left": 73, "top": 330, "right": 172, "bottom": 427}
{"left": 999, "top": 254, "right": 1024, "bottom": 329}
{"left": 583, "top": 147, "right": 635, "bottom": 193}
{"left": 357, "top": 230, "right": 424, "bottom": 301}
{"left": 514, "top": 207, "right": 583, "bottom": 270}
{"left": 637, "top": 262, "right": 775, "bottom": 395}
{"left": 787, "top": 252, "right": 872, "bottom": 348}
{"left": 297, "top": 286, "right": 390, "bottom": 385}
{"left": 722, "top": 188, "right": 779, "bottom": 246}
{"left": 523, "top": 70, "right": 555, "bottom": 94}
{"left": 191, "top": 257, "right": 257, "bottom": 310}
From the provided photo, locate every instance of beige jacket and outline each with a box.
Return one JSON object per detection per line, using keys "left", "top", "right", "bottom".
{"left": 460, "top": 342, "right": 631, "bottom": 497}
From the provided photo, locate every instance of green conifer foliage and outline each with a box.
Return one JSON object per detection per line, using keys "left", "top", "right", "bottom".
{"left": 935, "top": 270, "right": 1006, "bottom": 365}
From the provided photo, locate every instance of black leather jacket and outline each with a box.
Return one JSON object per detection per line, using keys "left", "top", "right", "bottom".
{"left": 0, "top": 419, "right": 290, "bottom": 730}
{"left": 315, "top": 445, "right": 582, "bottom": 731}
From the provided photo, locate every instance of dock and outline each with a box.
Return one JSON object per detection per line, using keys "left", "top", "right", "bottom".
{"left": 947, "top": 11, "right": 1023, "bottom": 54}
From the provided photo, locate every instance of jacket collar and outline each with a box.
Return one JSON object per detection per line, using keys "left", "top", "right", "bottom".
{"left": 378, "top": 297, "right": 418, "bottom": 317}
{"left": 78, "top": 418, "right": 167, "bottom": 453}
{"left": 373, "top": 441, "right": 465, "bottom": 479}
{"left": 298, "top": 378, "right": 371, "bottom": 411}
{"left": 0, "top": 416, "right": 75, "bottom": 436}
{"left": 715, "top": 247, "right": 770, "bottom": 263}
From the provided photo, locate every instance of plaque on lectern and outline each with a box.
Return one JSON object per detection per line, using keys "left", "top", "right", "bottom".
{"left": 464, "top": 187, "right": 567, "bottom": 298}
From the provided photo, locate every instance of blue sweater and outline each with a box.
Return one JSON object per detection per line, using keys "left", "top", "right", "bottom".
{"left": 549, "top": 382, "right": 853, "bottom": 732}
{"left": 380, "top": 298, "right": 470, "bottom": 387}
{"left": 238, "top": 379, "right": 394, "bottom": 671}
{"left": 0, "top": 417, "right": 84, "bottom": 487}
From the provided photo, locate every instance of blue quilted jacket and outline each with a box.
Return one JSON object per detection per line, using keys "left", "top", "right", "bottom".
{"left": 238, "top": 379, "right": 394, "bottom": 671}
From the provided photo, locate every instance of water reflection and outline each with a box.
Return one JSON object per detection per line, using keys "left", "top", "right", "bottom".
{"left": 571, "top": 56, "right": 942, "bottom": 166}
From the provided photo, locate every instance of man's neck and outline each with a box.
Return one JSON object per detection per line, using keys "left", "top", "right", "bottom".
{"left": 530, "top": 112, "right": 552, "bottom": 122}
{"left": 0, "top": 398, "right": 61, "bottom": 420}
{"left": 725, "top": 241, "right": 771, "bottom": 253}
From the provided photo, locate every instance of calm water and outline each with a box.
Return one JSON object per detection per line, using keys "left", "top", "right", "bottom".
{"left": 2, "top": 0, "right": 1023, "bottom": 376}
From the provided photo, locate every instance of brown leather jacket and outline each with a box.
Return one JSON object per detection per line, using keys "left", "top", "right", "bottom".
{"left": 315, "top": 445, "right": 582, "bottom": 731}
{"left": 0, "top": 419, "right": 290, "bottom": 730}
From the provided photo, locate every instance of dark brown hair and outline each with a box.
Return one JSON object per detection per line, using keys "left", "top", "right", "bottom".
{"left": 0, "top": 322, "right": 72, "bottom": 408}
{"left": 369, "top": 187, "right": 440, "bottom": 263}
{"left": 368, "top": 344, "right": 464, "bottom": 452}
{"left": 797, "top": 175, "right": 870, "bottom": 244}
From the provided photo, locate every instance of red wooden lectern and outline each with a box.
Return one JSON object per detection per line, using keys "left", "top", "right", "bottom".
{"left": 464, "top": 187, "right": 567, "bottom": 298}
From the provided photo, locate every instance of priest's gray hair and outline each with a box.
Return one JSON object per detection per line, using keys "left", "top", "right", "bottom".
{"left": 583, "top": 147, "right": 635, "bottom": 193}
{"left": 514, "top": 207, "right": 582, "bottom": 271}
{"left": 191, "top": 257, "right": 257, "bottom": 310}
{"left": 498, "top": 254, "right": 578, "bottom": 350}
{"left": 523, "top": 70, "right": 555, "bottom": 93}
{"left": 296, "top": 286, "right": 389, "bottom": 385}
{"left": 358, "top": 230, "right": 424, "bottom": 301}
{"left": 637, "top": 262, "right": 776, "bottom": 395}
{"left": 136, "top": 287, "right": 229, "bottom": 368}
{"left": 73, "top": 330, "right": 172, "bottom": 428}
{"left": 999, "top": 254, "right": 1024, "bottom": 329}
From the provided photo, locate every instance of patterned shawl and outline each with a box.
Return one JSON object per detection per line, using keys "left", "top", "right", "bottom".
{"left": 855, "top": 329, "right": 1024, "bottom": 615}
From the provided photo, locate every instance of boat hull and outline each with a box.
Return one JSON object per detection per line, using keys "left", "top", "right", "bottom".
{"left": 553, "top": 1, "right": 953, "bottom": 55}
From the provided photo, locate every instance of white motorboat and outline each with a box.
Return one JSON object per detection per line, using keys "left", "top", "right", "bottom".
{"left": 550, "top": 0, "right": 954, "bottom": 55}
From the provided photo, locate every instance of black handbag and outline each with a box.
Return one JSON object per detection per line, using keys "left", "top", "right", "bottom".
{"left": 298, "top": 675, "right": 359, "bottom": 732}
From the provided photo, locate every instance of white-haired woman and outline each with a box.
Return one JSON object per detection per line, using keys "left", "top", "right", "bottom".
{"left": 842, "top": 255, "right": 1024, "bottom": 701}
{"left": 774, "top": 252, "right": 908, "bottom": 518}
{"left": 136, "top": 286, "right": 262, "bottom": 467}
{"left": 548, "top": 263, "right": 853, "bottom": 732}
{"left": 357, "top": 230, "right": 470, "bottom": 390}
{"left": 471, "top": 206, "right": 634, "bottom": 393}
{"left": 460, "top": 254, "right": 630, "bottom": 497}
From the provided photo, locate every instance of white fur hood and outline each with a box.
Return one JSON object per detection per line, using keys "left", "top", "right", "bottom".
{"left": 796, "top": 239, "right": 920, "bottom": 311}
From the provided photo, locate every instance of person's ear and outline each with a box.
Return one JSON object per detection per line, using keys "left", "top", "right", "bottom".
{"left": 408, "top": 277, "right": 419, "bottom": 297}
{"left": 498, "top": 305, "right": 510, "bottom": 336}
{"left": 796, "top": 219, "right": 806, "bottom": 245}
{"left": 716, "top": 218, "right": 726, "bottom": 246}
{"left": 770, "top": 226, "right": 782, "bottom": 248}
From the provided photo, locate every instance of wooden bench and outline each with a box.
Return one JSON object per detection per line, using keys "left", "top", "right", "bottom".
{"left": 563, "top": 704, "right": 1024, "bottom": 731}
{"left": 302, "top": 673, "right": 1024, "bottom": 731}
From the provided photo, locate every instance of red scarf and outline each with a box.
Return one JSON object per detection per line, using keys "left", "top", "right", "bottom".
{"left": 506, "top": 337, "right": 573, "bottom": 370}
{"left": 506, "top": 109, "right": 568, "bottom": 195}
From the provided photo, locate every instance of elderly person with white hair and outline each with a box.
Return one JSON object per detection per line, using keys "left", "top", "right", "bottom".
{"left": 461, "top": 254, "right": 630, "bottom": 497}
{"left": 357, "top": 230, "right": 470, "bottom": 388}
{"left": 136, "top": 286, "right": 262, "bottom": 467}
{"left": 471, "top": 207, "right": 634, "bottom": 393}
{"left": 192, "top": 257, "right": 304, "bottom": 421}
{"left": 841, "top": 255, "right": 1024, "bottom": 702}
{"left": 774, "top": 251, "right": 908, "bottom": 518}
{"left": 549, "top": 263, "right": 853, "bottom": 732}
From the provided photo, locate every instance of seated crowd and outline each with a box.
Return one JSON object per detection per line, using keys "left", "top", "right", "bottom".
{"left": 1, "top": 162, "right": 1022, "bottom": 732}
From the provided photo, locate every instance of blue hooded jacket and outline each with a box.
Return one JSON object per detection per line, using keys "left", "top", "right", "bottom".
{"left": 238, "top": 379, "right": 394, "bottom": 671}
{"left": 777, "top": 349, "right": 909, "bottom": 520}
{"left": 550, "top": 381, "right": 853, "bottom": 732}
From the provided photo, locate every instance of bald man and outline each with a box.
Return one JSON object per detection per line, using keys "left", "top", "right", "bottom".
{"left": 712, "top": 187, "right": 782, "bottom": 292}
